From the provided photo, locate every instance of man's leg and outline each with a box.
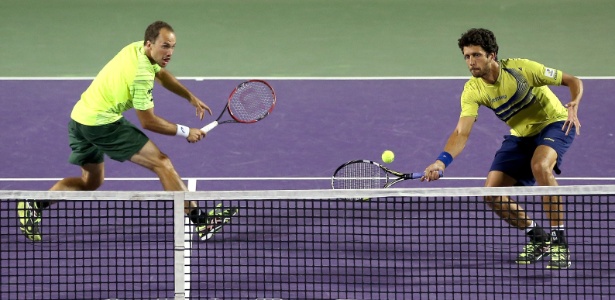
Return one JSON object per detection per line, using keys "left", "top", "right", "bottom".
{"left": 531, "top": 145, "right": 570, "bottom": 269}
{"left": 129, "top": 140, "right": 237, "bottom": 240}
{"left": 484, "top": 171, "right": 550, "bottom": 264}
{"left": 18, "top": 163, "right": 105, "bottom": 241}
{"left": 51, "top": 163, "right": 105, "bottom": 192}
{"left": 531, "top": 145, "right": 564, "bottom": 226}
{"left": 484, "top": 171, "right": 530, "bottom": 228}
{"left": 128, "top": 141, "right": 190, "bottom": 195}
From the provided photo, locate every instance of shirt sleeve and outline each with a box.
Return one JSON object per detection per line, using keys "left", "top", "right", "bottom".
{"left": 459, "top": 82, "right": 480, "bottom": 118}
{"left": 524, "top": 59, "right": 563, "bottom": 87}
{"left": 131, "top": 57, "right": 161, "bottom": 111}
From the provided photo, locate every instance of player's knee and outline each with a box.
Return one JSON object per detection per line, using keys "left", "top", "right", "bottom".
{"left": 84, "top": 180, "right": 103, "bottom": 190}
{"left": 82, "top": 176, "right": 103, "bottom": 191}
{"left": 153, "top": 152, "right": 177, "bottom": 173}
{"left": 483, "top": 195, "right": 504, "bottom": 209}
{"left": 483, "top": 195, "right": 496, "bottom": 205}
{"left": 531, "top": 160, "right": 553, "bottom": 179}
{"left": 81, "top": 164, "right": 104, "bottom": 190}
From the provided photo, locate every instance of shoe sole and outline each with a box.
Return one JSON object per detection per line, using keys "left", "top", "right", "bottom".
{"left": 547, "top": 263, "right": 571, "bottom": 269}
{"left": 515, "top": 251, "right": 551, "bottom": 264}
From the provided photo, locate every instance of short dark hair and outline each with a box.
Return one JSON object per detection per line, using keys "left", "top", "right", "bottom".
{"left": 144, "top": 21, "right": 174, "bottom": 45}
{"left": 458, "top": 28, "right": 498, "bottom": 59}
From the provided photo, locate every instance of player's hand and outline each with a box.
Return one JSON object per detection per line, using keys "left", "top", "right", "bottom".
{"left": 563, "top": 102, "right": 581, "bottom": 135}
{"left": 190, "top": 96, "right": 212, "bottom": 120}
{"left": 421, "top": 161, "right": 445, "bottom": 182}
{"left": 186, "top": 128, "right": 206, "bottom": 143}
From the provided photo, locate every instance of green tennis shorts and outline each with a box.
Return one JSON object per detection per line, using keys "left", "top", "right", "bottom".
{"left": 67, "top": 118, "right": 149, "bottom": 166}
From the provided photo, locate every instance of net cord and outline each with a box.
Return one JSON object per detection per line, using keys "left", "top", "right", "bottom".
{"left": 2, "top": 185, "right": 614, "bottom": 203}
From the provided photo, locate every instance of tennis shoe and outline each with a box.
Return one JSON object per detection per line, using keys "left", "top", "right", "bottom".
{"left": 196, "top": 203, "right": 239, "bottom": 241}
{"left": 17, "top": 200, "right": 43, "bottom": 241}
{"left": 515, "top": 240, "right": 550, "bottom": 264}
{"left": 547, "top": 244, "right": 571, "bottom": 269}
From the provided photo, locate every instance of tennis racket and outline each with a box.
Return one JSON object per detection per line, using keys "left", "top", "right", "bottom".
{"left": 331, "top": 159, "right": 443, "bottom": 189}
{"left": 201, "top": 80, "right": 276, "bottom": 133}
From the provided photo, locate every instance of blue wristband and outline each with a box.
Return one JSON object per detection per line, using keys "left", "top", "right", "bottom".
{"left": 437, "top": 151, "right": 453, "bottom": 168}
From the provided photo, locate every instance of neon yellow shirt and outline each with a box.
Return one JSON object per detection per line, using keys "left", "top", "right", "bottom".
{"left": 71, "top": 41, "right": 161, "bottom": 126}
{"left": 460, "top": 58, "right": 567, "bottom": 137}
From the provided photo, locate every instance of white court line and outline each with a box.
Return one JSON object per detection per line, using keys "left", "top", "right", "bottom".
{"left": 1, "top": 177, "right": 615, "bottom": 181}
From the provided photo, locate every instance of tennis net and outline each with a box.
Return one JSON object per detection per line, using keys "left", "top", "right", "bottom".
{"left": 1, "top": 185, "right": 614, "bottom": 299}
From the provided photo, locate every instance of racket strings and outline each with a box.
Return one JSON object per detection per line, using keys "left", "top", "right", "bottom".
{"left": 229, "top": 82, "right": 275, "bottom": 122}
{"left": 333, "top": 163, "right": 388, "bottom": 189}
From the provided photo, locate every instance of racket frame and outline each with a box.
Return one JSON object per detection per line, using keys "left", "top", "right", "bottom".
{"left": 201, "top": 79, "right": 276, "bottom": 132}
{"left": 331, "top": 159, "right": 439, "bottom": 189}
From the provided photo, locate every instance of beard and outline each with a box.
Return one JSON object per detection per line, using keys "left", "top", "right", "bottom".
{"left": 470, "top": 68, "right": 483, "bottom": 78}
{"left": 469, "top": 66, "right": 489, "bottom": 78}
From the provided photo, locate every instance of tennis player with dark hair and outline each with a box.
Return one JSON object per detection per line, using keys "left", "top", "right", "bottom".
{"left": 17, "top": 21, "right": 237, "bottom": 242}
{"left": 422, "top": 28, "right": 583, "bottom": 269}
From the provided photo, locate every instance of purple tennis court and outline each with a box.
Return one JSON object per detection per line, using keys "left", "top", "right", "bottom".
{"left": 2, "top": 79, "right": 613, "bottom": 190}
{"left": 1, "top": 79, "right": 614, "bottom": 299}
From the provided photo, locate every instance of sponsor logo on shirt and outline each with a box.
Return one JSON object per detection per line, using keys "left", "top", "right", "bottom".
{"left": 490, "top": 95, "right": 507, "bottom": 103}
{"left": 544, "top": 68, "right": 556, "bottom": 79}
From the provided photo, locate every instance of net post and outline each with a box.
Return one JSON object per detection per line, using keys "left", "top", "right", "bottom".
{"left": 173, "top": 192, "right": 187, "bottom": 300}
{"left": 185, "top": 180, "right": 196, "bottom": 298}
{"left": 187, "top": 178, "right": 197, "bottom": 192}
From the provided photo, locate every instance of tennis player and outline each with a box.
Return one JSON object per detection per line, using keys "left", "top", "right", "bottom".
{"left": 17, "top": 21, "right": 237, "bottom": 242}
{"left": 422, "top": 28, "right": 583, "bottom": 269}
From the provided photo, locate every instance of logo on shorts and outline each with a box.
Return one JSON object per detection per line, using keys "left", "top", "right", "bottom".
{"left": 544, "top": 137, "right": 555, "bottom": 142}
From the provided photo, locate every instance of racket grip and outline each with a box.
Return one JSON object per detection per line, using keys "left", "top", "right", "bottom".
{"left": 201, "top": 121, "right": 218, "bottom": 133}
{"left": 410, "top": 171, "right": 444, "bottom": 179}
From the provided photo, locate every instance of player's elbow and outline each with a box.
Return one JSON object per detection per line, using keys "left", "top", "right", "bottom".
{"left": 575, "top": 77, "right": 584, "bottom": 95}
{"left": 136, "top": 115, "right": 159, "bottom": 132}
{"left": 454, "top": 117, "right": 475, "bottom": 137}
{"left": 139, "top": 120, "right": 160, "bottom": 132}
{"left": 453, "top": 128, "right": 471, "bottom": 140}
{"left": 561, "top": 73, "right": 583, "bottom": 90}
{"left": 142, "top": 125, "right": 163, "bottom": 134}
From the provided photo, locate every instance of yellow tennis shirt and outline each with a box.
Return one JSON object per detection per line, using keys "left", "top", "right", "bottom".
{"left": 460, "top": 58, "right": 568, "bottom": 137}
{"left": 71, "top": 41, "right": 161, "bottom": 126}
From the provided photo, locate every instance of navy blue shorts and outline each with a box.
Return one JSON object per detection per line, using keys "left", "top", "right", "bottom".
{"left": 489, "top": 121, "right": 576, "bottom": 186}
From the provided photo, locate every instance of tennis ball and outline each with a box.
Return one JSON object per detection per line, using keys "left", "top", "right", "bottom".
{"left": 381, "top": 150, "right": 395, "bottom": 164}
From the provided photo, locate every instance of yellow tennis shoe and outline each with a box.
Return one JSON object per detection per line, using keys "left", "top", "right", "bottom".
{"left": 17, "top": 200, "right": 43, "bottom": 241}
{"left": 196, "top": 203, "right": 239, "bottom": 241}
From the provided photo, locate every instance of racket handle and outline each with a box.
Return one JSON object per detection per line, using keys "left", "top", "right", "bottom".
{"left": 201, "top": 121, "right": 218, "bottom": 133}
{"left": 410, "top": 171, "right": 444, "bottom": 179}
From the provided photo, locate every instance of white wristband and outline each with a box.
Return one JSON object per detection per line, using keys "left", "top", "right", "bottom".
{"left": 176, "top": 124, "right": 189, "bottom": 138}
